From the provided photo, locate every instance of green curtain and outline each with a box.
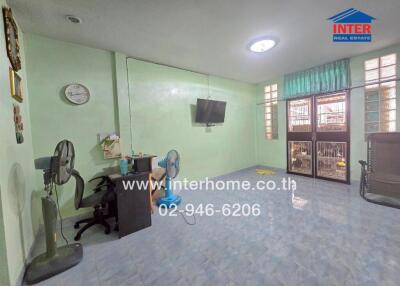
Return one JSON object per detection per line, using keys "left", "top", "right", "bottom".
{"left": 283, "top": 58, "right": 350, "bottom": 99}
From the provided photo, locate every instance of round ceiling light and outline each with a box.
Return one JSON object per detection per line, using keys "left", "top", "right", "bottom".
{"left": 249, "top": 38, "right": 277, "bottom": 53}
{"left": 65, "top": 15, "right": 82, "bottom": 24}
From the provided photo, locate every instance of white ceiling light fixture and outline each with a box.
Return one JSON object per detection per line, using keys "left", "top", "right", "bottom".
{"left": 65, "top": 15, "right": 82, "bottom": 24}
{"left": 248, "top": 37, "right": 277, "bottom": 53}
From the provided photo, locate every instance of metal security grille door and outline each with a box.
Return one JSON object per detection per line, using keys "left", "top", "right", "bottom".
{"left": 287, "top": 98, "right": 314, "bottom": 176}
{"left": 287, "top": 92, "right": 350, "bottom": 183}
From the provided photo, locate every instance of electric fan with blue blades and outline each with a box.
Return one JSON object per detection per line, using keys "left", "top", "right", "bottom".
{"left": 157, "top": 150, "right": 182, "bottom": 208}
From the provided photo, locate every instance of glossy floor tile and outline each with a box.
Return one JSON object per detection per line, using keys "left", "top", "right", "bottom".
{"left": 26, "top": 167, "right": 400, "bottom": 286}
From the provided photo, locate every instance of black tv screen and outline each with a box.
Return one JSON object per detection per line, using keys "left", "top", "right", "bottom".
{"left": 195, "top": 99, "right": 226, "bottom": 123}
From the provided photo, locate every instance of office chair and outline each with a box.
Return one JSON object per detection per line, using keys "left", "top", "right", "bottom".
{"left": 71, "top": 170, "right": 116, "bottom": 241}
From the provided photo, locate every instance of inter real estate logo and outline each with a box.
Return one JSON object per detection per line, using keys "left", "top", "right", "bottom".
{"left": 328, "top": 8, "right": 376, "bottom": 42}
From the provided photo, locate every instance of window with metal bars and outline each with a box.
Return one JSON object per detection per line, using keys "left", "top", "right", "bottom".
{"left": 264, "top": 84, "right": 278, "bottom": 139}
{"left": 364, "top": 53, "right": 397, "bottom": 138}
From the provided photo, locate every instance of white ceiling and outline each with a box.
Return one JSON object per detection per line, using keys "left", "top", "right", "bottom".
{"left": 9, "top": 0, "right": 400, "bottom": 83}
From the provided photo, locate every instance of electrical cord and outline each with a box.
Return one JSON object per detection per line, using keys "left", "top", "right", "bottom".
{"left": 159, "top": 204, "right": 196, "bottom": 225}
{"left": 53, "top": 184, "right": 69, "bottom": 245}
{"left": 125, "top": 56, "right": 134, "bottom": 152}
{"left": 179, "top": 211, "right": 196, "bottom": 225}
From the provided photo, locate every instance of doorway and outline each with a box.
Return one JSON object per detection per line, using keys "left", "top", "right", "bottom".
{"left": 286, "top": 92, "right": 350, "bottom": 183}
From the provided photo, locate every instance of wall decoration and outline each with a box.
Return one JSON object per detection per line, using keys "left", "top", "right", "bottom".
{"left": 13, "top": 104, "right": 24, "bottom": 144}
{"left": 3, "top": 7, "right": 21, "bottom": 71}
{"left": 100, "top": 133, "right": 121, "bottom": 159}
{"left": 9, "top": 68, "right": 22, "bottom": 102}
{"left": 64, "top": 84, "right": 90, "bottom": 105}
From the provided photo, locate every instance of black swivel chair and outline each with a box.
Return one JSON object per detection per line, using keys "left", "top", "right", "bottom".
{"left": 71, "top": 170, "right": 117, "bottom": 241}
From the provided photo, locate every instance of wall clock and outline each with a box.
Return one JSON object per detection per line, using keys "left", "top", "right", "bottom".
{"left": 3, "top": 7, "right": 21, "bottom": 71}
{"left": 64, "top": 84, "right": 90, "bottom": 105}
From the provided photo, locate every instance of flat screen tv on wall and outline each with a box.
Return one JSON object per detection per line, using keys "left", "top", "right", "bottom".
{"left": 195, "top": 98, "right": 226, "bottom": 125}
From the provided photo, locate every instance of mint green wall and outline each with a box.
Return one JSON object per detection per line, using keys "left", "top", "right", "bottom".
{"left": 23, "top": 35, "right": 257, "bottom": 220}
{"left": 255, "top": 77, "right": 286, "bottom": 169}
{"left": 0, "top": 189, "right": 7, "bottom": 286}
{"left": 255, "top": 43, "right": 400, "bottom": 182}
{"left": 114, "top": 52, "right": 132, "bottom": 156}
{"left": 15, "top": 31, "right": 400, "bottom": 286}
{"left": 0, "top": 4, "right": 37, "bottom": 285}
{"left": 24, "top": 34, "right": 119, "bottom": 218}
{"left": 127, "top": 59, "right": 257, "bottom": 180}
{"left": 0, "top": 14, "right": 395, "bottom": 286}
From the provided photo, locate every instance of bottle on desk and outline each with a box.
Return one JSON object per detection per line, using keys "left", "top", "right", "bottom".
{"left": 119, "top": 157, "right": 129, "bottom": 176}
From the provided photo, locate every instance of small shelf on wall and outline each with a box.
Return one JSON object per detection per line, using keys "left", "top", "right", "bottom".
{"left": 99, "top": 132, "right": 121, "bottom": 159}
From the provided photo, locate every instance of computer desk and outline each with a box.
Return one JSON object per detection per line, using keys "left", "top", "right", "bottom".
{"left": 108, "top": 172, "right": 152, "bottom": 238}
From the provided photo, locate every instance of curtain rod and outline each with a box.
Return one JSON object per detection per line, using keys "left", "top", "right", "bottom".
{"left": 255, "top": 77, "right": 400, "bottom": 105}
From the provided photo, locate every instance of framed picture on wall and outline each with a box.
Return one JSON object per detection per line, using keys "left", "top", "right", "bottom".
{"left": 9, "top": 68, "right": 23, "bottom": 102}
{"left": 2, "top": 7, "right": 21, "bottom": 71}
{"left": 13, "top": 104, "right": 24, "bottom": 144}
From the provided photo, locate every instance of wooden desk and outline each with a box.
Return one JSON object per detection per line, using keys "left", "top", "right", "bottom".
{"left": 111, "top": 172, "right": 152, "bottom": 238}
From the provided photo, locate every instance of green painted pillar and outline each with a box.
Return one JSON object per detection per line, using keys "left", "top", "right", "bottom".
{"left": 113, "top": 52, "right": 133, "bottom": 156}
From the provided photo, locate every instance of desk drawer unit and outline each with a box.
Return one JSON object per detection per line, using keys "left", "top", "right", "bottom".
{"left": 114, "top": 172, "right": 152, "bottom": 238}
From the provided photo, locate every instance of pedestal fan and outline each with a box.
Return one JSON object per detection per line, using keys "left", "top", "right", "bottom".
{"left": 25, "top": 140, "right": 82, "bottom": 284}
{"left": 157, "top": 150, "right": 182, "bottom": 208}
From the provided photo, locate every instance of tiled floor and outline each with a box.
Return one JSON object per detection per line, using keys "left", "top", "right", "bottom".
{"left": 28, "top": 167, "right": 400, "bottom": 286}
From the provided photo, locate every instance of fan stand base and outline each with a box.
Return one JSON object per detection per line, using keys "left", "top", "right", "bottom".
{"left": 24, "top": 197, "right": 83, "bottom": 284}
{"left": 24, "top": 243, "right": 83, "bottom": 284}
{"left": 157, "top": 195, "right": 182, "bottom": 208}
